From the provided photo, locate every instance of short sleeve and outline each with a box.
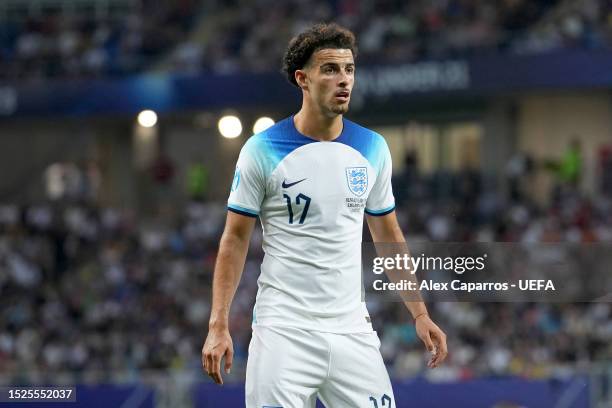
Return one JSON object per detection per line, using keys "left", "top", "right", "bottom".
{"left": 365, "top": 138, "right": 395, "bottom": 216}
{"left": 227, "top": 142, "right": 266, "bottom": 217}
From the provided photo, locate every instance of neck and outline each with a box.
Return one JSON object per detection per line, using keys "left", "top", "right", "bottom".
{"left": 294, "top": 101, "right": 343, "bottom": 141}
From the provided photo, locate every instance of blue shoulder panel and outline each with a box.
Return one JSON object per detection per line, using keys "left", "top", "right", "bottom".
{"left": 334, "top": 118, "right": 387, "bottom": 172}
{"left": 243, "top": 117, "right": 316, "bottom": 176}
{"left": 244, "top": 116, "right": 386, "bottom": 175}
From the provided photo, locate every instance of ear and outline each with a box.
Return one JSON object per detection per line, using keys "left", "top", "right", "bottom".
{"left": 295, "top": 69, "right": 308, "bottom": 91}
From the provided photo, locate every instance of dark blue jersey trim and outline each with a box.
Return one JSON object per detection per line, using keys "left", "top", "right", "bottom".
{"left": 365, "top": 206, "right": 395, "bottom": 216}
{"left": 227, "top": 206, "right": 258, "bottom": 218}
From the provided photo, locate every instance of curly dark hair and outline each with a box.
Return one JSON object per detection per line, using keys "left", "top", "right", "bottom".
{"left": 282, "top": 23, "right": 357, "bottom": 88}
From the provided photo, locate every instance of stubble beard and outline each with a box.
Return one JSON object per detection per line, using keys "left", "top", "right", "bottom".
{"left": 330, "top": 102, "right": 349, "bottom": 115}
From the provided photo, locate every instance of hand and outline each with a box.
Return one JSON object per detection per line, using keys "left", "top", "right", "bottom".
{"left": 202, "top": 326, "right": 233, "bottom": 385}
{"left": 415, "top": 314, "right": 448, "bottom": 368}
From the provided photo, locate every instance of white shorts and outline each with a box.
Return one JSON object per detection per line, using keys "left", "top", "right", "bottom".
{"left": 245, "top": 326, "right": 395, "bottom": 408}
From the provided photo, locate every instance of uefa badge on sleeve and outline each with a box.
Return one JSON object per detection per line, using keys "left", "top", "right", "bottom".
{"left": 231, "top": 167, "right": 241, "bottom": 192}
{"left": 345, "top": 167, "right": 368, "bottom": 197}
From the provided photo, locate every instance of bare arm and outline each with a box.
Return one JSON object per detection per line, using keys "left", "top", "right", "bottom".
{"left": 367, "top": 211, "right": 448, "bottom": 368}
{"left": 202, "top": 211, "right": 256, "bottom": 384}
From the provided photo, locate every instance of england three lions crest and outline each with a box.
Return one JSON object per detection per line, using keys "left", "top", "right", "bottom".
{"left": 346, "top": 167, "right": 368, "bottom": 197}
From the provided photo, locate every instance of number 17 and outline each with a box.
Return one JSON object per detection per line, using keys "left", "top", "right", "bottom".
{"left": 283, "top": 193, "right": 311, "bottom": 224}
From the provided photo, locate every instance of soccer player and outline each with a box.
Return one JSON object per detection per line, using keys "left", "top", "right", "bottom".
{"left": 202, "top": 23, "right": 448, "bottom": 407}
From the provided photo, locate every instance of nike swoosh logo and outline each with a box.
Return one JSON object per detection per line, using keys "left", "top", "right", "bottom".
{"left": 282, "top": 178, "right": 306, "bottom": 188}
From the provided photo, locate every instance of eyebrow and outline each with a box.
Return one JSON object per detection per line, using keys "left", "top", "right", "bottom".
{"left": 319, "top": 62, "right": 355, "bottom": 68}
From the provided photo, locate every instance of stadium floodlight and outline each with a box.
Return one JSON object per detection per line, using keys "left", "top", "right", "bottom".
{"left": 137, "top": 110, "right": 158, "bottom": 128}
{"left": 218, "top": 115, "right": 242, "bottom": 138}
{"left": 253, "top": 117, "right": 275, "bottom": 134}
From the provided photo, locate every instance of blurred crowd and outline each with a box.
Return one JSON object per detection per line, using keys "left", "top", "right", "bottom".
{"left": 3, "top": 0, "right": 612, "bottom": 80}
{"left": 0, "top": 0, "right": 199, "bottom": 80}
{"left": 201, "top": 0, "right": 561, "bottom": 72}
{"left": 1, "top": 168, "right": 611, "bottom": 384}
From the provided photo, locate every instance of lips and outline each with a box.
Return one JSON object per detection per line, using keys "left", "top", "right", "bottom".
{"left": 335, "top": 90, "right": 350, "bottom": 103}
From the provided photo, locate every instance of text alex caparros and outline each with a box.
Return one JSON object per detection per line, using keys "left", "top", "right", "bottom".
{"left": 370, "top": 253, "right": 556, "bottom": 293}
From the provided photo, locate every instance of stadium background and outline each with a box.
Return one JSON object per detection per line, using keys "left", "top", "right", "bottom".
{"left": 1, "top": 0, "right": 612, "bottom": 407}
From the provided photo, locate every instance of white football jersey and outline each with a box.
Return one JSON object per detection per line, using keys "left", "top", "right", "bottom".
{"left": 228, "top": 116, "right": 395, "bottom": 333}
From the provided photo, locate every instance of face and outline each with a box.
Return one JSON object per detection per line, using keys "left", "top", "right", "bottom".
{"left": 297, "top": 48, "right": 355, "bottom": 116}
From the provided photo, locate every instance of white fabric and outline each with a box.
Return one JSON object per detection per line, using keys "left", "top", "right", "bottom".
{"left": 245, "top": 325, "right": 395, "bottom": 408}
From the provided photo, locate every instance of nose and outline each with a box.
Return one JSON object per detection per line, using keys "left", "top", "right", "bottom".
{"left": 338, "top": 71, "right": 350, "bottom": 87}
